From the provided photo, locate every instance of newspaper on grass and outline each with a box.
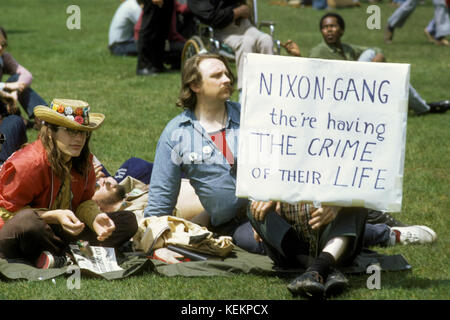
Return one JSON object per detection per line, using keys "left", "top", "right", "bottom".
{"left": 69, "top": 243, "right": 123, "bottom": 274}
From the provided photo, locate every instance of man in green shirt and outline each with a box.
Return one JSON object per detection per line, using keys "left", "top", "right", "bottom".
{"left": 282, "top": 12, "right": 450, "bottom": 115}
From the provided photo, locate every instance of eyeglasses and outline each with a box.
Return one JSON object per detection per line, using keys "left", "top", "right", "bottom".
{"left": 0, "top": 133, "right": 5, "bottom": 145}
{"left": 58, "top": 126, "right": 87, "bottom": 137}
{"left": 0, "top": 41, "right": 7, "bottom": 49}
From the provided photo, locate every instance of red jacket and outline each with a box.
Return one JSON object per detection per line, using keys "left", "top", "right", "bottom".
{"left": 0, "top": 139, "right": 96, "bottom": 213}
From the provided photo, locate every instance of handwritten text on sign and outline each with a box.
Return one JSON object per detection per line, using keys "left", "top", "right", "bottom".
{"left": 236, "top": 54, "right": 410, "bottom": 212}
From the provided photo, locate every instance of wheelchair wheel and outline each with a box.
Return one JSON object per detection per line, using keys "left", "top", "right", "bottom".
{"left": 181, "top": 36, "right": 207, "bottom": 68}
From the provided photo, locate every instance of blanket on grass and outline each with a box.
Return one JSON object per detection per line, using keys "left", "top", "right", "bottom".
{"left": 0, "top": 247, "right": 410, "bottom": 282}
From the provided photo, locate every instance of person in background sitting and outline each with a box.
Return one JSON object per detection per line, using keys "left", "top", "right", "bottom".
{"left": 0, "top": 26, "right": 48, "bottom": 128}
{"left": 282, "top": 13, "right": 450, "bottom": 115}
{"left": 108, "top": 0, "right": 144, "bottom": 56}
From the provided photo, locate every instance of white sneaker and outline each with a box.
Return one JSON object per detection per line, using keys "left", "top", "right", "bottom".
{"left": 391, "top": 226, "right": 437, "bottom": 245}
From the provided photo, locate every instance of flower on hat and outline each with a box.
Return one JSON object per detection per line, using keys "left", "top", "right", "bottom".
{"left": 34, "top": 99, "right": 104, "bottom": 132}
{"left": 74, "top": 116, "right": 84, "bottom": 124}
{"left": 55, "top": 104, "right": 89, "bottom": 125}
{"left": 64, "top": 106, "right": 73, "bottom": 115}
{"left": 75, "top": 107, "right": 84, "bottom": 116}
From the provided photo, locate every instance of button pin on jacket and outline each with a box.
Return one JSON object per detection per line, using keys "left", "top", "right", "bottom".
{"left": 189, "top": 152, "right": 199, "bottom": 162}
{"left": 202, "top": 146, "right": 212, "bottom": 155}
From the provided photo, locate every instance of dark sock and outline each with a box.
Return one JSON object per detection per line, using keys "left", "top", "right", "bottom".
{"left": 307, "top": 252, "right": 336, "bottom": 278}
{"left": 295, "top": 254, "right": 314, "bottom": 269}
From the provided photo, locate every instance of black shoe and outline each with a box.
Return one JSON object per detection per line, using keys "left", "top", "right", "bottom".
{"left": 428, "top": 100, "right": 450, "bottom": 113}
{"left": 324, "top": 268, "right": 349, "bottom": 297}
{"left": 136, "top": 66, "right": 166, "bottom": 76}
{"left": 287, "top": 270, "right": 325, "bottom": 299}
{"left": 366, "top": 210, "right": 408, "bottom": 227}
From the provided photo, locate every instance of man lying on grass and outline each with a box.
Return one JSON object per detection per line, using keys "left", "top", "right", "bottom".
{"left": 91, "top": 156, "right": 436, "bottom": 254}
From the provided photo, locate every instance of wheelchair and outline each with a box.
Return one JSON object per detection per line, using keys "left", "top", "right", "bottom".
{"left": 180, "top": 0, "right": 281, "bottom": 68}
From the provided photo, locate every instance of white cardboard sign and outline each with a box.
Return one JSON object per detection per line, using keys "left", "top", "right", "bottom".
{"left": 236, "top": 53, "right": 410, "bottom": 212}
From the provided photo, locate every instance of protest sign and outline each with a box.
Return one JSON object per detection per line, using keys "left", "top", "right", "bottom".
{"left": 236, "top": 53, "right": 410, "bottom": 212}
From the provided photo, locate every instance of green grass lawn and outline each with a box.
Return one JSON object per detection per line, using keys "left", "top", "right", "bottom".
{"left": 0, "top": 0, "right": 449, "bottom": 300}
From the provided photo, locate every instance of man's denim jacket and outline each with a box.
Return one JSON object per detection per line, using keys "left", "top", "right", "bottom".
{"left": 144, "top": 101, "right": 247, "bottom": 226}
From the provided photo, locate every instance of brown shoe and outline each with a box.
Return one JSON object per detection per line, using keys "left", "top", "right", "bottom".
{"left": 384, "top": 25, "right": 394, "bottom": 44}
{"left": 424, "top": 28, "right": 438, "bottom": 44}
{"left": 437, "top": 38, "right": 450, "bottom": 47}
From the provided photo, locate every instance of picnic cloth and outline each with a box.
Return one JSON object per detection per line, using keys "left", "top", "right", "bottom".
{"left": 0, "top": 247, "right": 410, "bottom": 282}
{"left": 0, "top": 254, "right": 153, "bottom": 281}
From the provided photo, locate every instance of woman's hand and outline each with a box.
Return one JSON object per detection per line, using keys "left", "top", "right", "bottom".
{"left": 93, "top": 213, "right": 116, "bottom": 241}
{"left": 40, "top": 209, "right": 85, "bottom": 236}
{"left": 250, "top": 200, "right": 281, "bottom": 221}
{"left": 308, "top": 206, "right": 341, "bottom": 230}
{"left": 94, "top": 163, "right": 106, "bottom": 179}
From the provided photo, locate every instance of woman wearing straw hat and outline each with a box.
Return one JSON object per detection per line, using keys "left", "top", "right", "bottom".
{"left": 0, "top": 99, "right": 137, "bottom": 268}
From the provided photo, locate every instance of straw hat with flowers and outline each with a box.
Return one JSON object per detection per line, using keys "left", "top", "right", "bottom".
{"left": 34, "top": 99, "right": 105, "bottom": 131}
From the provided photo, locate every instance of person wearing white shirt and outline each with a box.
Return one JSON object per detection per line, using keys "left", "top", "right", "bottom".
{"left": 108, "top": 0, "right": 143, "bottom": 56}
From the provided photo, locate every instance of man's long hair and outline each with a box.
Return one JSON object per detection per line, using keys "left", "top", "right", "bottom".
{"left": 39, "top": 124, "right": 91, "bottom": 180}
{"left": 176, "top": 53, "right": 235, "bottom": 111}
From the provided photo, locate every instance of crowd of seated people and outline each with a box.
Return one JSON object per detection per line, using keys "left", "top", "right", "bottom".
{"left": 0, "top": 5, "right": 446, "bottom": 299}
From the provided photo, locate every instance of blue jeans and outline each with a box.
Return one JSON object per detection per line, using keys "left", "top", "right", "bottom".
{"left": 358, "top": 49, "right": 430, "bottom": 115}
{"left": 388, "top": 0, "right": 450, "bottom": 39}
{"left": 98, "top": 157, "right": 155, "bottom": 185}
{"left": 232, "top": 220, "right": 266, "bottom": 254}
{"left": 0, "top": 114, "right": 27, "bottom": 164}
{"left": 114, "top": 157, "right": 154, "bottom": 184}
{"left": 208, "top": 213, "right": 266, "bottom": 255}
{"left": 312, "top": 0, "right": 327, "bottom": 10}
{"left": 1, "top": 74, "right": 48, "bottom": 118}
{"left": 109, "top": 40, "right": 138, "bottom": 56}
{"left": 364, "top": 223, "right": 392, "bottom": 247}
